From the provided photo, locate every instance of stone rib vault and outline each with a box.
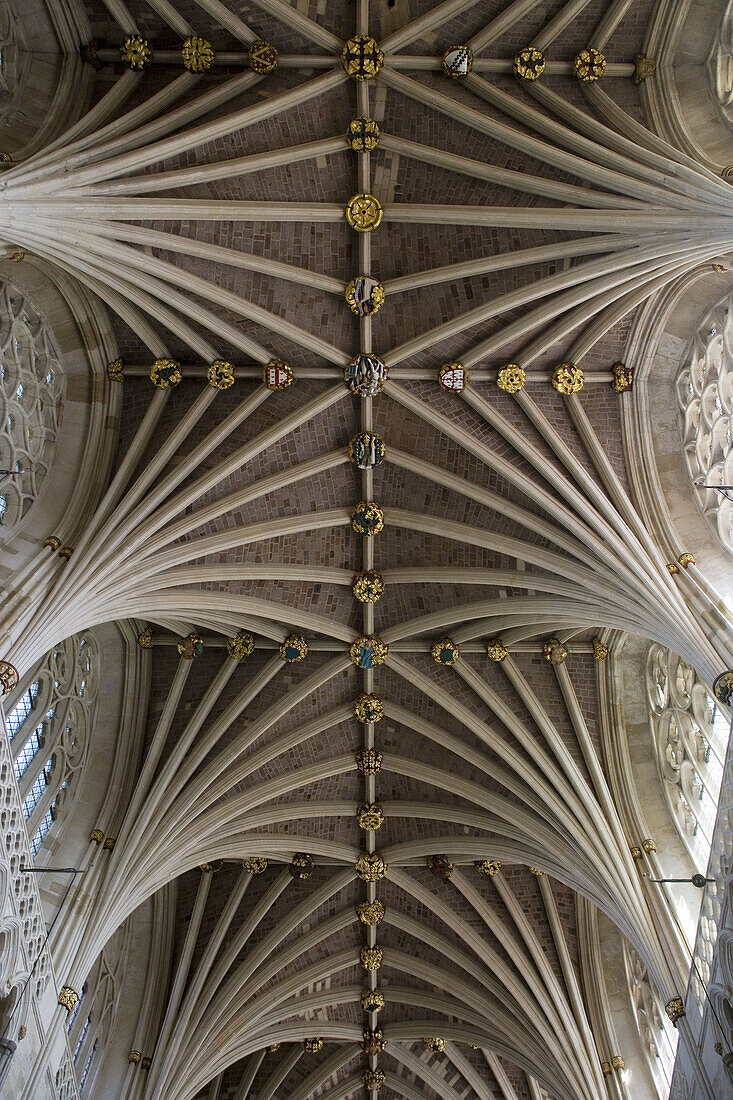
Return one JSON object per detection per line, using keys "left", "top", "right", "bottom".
{"left": 1, "top": 1, "right": 732, "bottom": 1098}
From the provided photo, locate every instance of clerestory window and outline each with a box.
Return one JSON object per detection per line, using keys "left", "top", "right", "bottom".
{"left": 677, "top": 291, "right": 733, "bottom": 558}
{"left": 0, "top": 279, "right": 64, "bottom": 537}
{"left": 5, "top": 634, "right": 98, "bottom": 862}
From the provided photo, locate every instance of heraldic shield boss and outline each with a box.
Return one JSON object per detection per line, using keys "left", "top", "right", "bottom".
{"left": 439, "top": 362, "right": 466, "bottom": 391}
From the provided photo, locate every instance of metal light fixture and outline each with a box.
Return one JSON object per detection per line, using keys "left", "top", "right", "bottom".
{"left": 695, "top": 480, "right": 733, "bottom": 504}
{"left": 642, "top": 872, "right": 714, "bottom": 889}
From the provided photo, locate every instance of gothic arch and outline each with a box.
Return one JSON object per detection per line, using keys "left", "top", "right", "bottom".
{"left": 1, "top": 2, "right": 732, "bottom": 1099}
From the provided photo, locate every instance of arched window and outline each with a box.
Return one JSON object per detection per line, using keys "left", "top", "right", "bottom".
{"left": 645, "top": 645, "right": 729, "bottom": 1028}
{"left": 6, "top": 634, "right": 98, "bottom": 861}
{"left": 78, "top": 1041, "right": 97, "bottom": 1092}
{"left": 676, "top": 291, "right": 733, "bottom": 556}
{"left": 0, "top": 278, "right": 64, "bottom": 538}
{"left": 73, "top": 1015, "right": 90, "bottom": 1063}
{"left": 646, "top": 645, "right": 727, "bottom": 867}
{"left": 61, "top": 929, "right": 127, "bottom": 1096}
{"left": 4, "top": 679, "right": 39, "bottom": 738}
{"left": 66, "top": 981, "right": 86, "bottom": 1033}
{"left": 624, "top": 942, "right": 679, "bottom": 1097}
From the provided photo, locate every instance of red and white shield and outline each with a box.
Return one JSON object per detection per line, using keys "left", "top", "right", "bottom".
{"left": 265, "top": 360, "right": 294, "bottom": 389}
{"left": 439, "top": 364, "right": 466, "bottom": 391}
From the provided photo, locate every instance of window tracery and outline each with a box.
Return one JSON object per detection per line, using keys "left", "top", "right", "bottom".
{"left": 646, "top": 645, "right": 729, "bottom": 1026}
{"left": 61, "top": 927, "right": 127, "bottom": 1097}
{"left": 66, "top": 982, "right": 86, "bottom": 1033}
{"left": 73, "top": 1016, "right": 90, "bottom": 1063}
{"left": 78, "top": 1042, "right": 96, "bottom": 1092}
{"left": 646, "top": 645, "right": 727, "bottom": 866}
{"left": 676, "top": 292, "right": 733, "bottom": 555}
{"left": 624, "top": 942, "right": 679, "bottom": 1097}
{"left": 0, "top": 741, "right": 49, "bottom": 1000}
{"left": 0, "top": 278, "right": 64, "bottom": 537}
{"left": 54, "top": 1052, "right": 79, "bottom": 1100}
{"left": 6, "top": 634, "right": 97, "bottom": 861}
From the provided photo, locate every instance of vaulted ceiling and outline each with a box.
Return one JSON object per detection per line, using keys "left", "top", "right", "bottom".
{"left": 3, "top": 1, "right": 732, "bottom": 1097}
